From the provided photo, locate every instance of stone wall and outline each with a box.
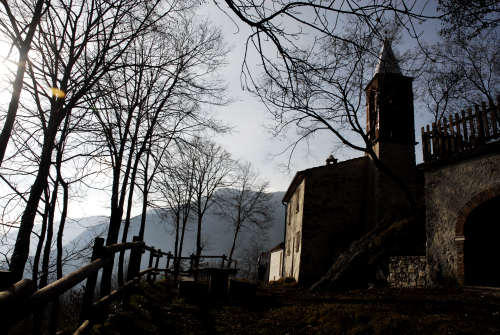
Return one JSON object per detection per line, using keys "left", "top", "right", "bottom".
{"left": 388, "top": 256, "right": 428, "bottom": 288}
{"left": 424, "top": 149, "right": 500, "bottom": 286}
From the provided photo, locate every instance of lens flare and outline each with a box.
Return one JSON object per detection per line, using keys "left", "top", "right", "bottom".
{"left": 51, "top": 87, "right": 66, "bottom": 98}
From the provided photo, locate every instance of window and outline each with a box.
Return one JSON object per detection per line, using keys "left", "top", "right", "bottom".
{"left": 286, "top": 239, "right": 291, "bottom": 256}
{"left": 295, "top": 195, "right": 300, "bottom": 213}
{"left": 295, "top": 231, "right": 300, "bottom": 252}
{"left": 287, "top": 204, "right": 291, "bottom": 224}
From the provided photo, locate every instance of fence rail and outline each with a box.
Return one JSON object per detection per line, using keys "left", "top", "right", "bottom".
{"left": 0, "top": 237, "right": 165, "bottom": 334}
{"left": 421, "top": 96, "right": 500, "bottom": 163}
{"left": 0, "top": 236, "right": 236, "bottom": 334}
{"left": 163, "top": 253, "right": 237, "bottom": 279}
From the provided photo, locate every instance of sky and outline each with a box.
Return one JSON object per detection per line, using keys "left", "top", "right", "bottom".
{"left": 0, "top": 1, "right": 444, "bottom": 220}
{"left": 199, "top": 2, "right": 442, "bottom": 192}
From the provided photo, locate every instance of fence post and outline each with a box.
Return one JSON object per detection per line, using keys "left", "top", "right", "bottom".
{"left": 468, "top": 108, "right": 476, "bottom": 146}
{"left": 490, "top": 101, "right": 498, "bottom": 136}
{"left": 431, "top": 122, "right": 438, "bottom": 159}
{"left": 153, "top": 249, "right": 161, "bottom": 282}
{"left": 0, "top": 279, "right": 35, "bottom": 333}
{"left": 221, "top": 255, "right": 226, "bottom": 269}
{"left": 80, "top": 237, "right": 104, "bottom": 322}
{"left": 421, "top": 127, "right": 428, "bottom": 162}
{"left": 127, "top": 236, "right": 142, "bottom": 282}
{"left": 166, "top": 252, "right": 173, "bottom": 279}
{"left": 494, "top": 95, "right": 500, "bottom": 134}
{"left": 166, "top": 252, "right": 171, "bottom": 270}
{"left": 449, "top": 115, "right": 456, "bottom": 154}
{"left": 147, "top": 249, "right": 155, "bottom": 282}
{"left": 475, "top": 104, "right": 485, "bottom": 143}
{"left": 482, "top": 101, "right": 490, "bottom": 139}
{"left": 189, "top": 254, "right": 195, "bottom": 274}
{"left": 443, "top": 117, "right": 450, "bottom": 156}
{"left": 461, "top": 110, "right": 469, "bottom": 149}
{"left": 454, "top": 113, "right": 463, "bottom": 152}
{"left": 0, "top": 270, "right": 16, "bottom": 291}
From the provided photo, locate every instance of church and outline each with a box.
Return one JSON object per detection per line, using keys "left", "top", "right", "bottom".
{"left": 271, "top": 40, "right": 500, "bottom": 288}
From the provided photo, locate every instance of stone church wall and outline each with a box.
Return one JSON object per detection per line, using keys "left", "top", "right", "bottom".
{"left": 269, "top": 249, "right": 283, "bottom": 282}
{"left": 299, "top": 157, "right": 371, "bottom": 286}
{"left": 424, "top": 150, "right": 500, "bottom": 286}
{"left": 284, "top": 178, "right": 305, "bottom": 282}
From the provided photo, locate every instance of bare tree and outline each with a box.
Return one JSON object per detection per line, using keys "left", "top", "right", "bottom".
{"left": 236, "top": 234, "right": 268, "bottom": 281}
{"left": 438, "top": 0, "right": 500, "bottom": 39}
{"left": 417, "top": 29, "right": 499, "bottom": 124}
{"left": 151, "top": 149, "right": 196, "bottom": 278}
{"left": 87, "top": 11, "right": 227, "bottom": 292}
{"left": 190, "top": 137, "right": 233, "bottom": 272}
{"left": 215, "top": 162, "right": 271, "bottom": 268}
{"left": 8, "top": 0, "right": 173, "bottom": 282}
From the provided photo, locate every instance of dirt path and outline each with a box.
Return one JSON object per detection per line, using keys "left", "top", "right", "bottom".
{"left": 88, "top": 281, "right": 500, "bottom": 335}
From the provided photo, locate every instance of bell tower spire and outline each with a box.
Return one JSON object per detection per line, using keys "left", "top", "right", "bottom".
{"left": 365, "top": 39, "right": 416, "bottom": 183}
{"left": 375, "top": 39, "right": 402, "bottom": 75}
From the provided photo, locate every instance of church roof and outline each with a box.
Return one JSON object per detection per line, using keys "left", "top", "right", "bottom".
{"left": 282, "top": 156, "right": 369, "bottom": 203}
{"left": 270, "top": 242, "right": 285, "bottom": 252}
{"left": 374, "top": 39, "right": 401, "bottom": 75}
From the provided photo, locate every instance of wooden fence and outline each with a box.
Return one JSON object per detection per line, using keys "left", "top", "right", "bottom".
{"left": 163, "top": 253, "right": 237, "bottom": 278}
{"left": 421, "top": 97, "right": 500, "bottom": 163}
{"left": 0, "top": 236, "right": 234, "bottom": 334}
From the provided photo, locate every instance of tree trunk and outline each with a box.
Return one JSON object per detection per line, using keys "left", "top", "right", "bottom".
{"left": 0, "top": 50, "right": 28, "bottom": 166}
{"left": 100, "top": 165, "right": 123, "bottom": 296}
{"left": 9, "top": 111, "right": 63, "bottom": 281}
{"left": 173, "top": 214, "right": 180, "bottom": 264}
{"left": 0, "top": 0, "right": 45, "bottom": 166}
{"left": 118, "top": 173, "right": 137, "bottom": 285}
{"left": 101, "top": 116, "right": 141, "bottom": 295}
{"left": 40, "top": 181, "right": 59, "bottom": 288}
{"left": 138, "top": 146, "right": 151, "bottom": 240}
{"left": 32, "top": 193, "right": 50, "bottom": 287}
{"left": 176, "top": 212, "right": 189, "bottom": 279}
{"left": 195, "top": 210, "right": 202, "bottom": 274}
{"left": 56, "top": 178, "right": 68, "bottom": 280}
{"left": 100, "top": 202, "right": 123, "bottom": 297}
{"left": 228, "top": 224, "right": 241, "bottom": 268}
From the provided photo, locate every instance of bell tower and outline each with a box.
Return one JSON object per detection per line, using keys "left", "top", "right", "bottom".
{"left": 365, "top": 39, "right": 416, "bottom": 183}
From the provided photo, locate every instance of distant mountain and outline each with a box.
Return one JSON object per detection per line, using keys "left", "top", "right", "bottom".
{"left": 68, "top": 190, "right": 286, "bottom": 267}
{"left": 2, "top": 190, "right": 285, "bottom": 277}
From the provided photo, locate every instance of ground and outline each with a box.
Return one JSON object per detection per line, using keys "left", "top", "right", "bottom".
{"left": 88, "top": 280, "right": 500, "bottom": 335}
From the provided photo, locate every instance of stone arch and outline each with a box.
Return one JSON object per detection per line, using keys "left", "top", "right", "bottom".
{"left": 455, "top": 183, "right": 500, "bottom": 285}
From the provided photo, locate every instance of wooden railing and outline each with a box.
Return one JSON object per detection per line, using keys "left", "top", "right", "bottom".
{"left": 0, "top": 236, "right": 165, "bottom": 335}
{"left": 421, "top": 97, "right": 500, "bottom": 163}
{"left": 0, "top": 236, "right": 238, "bottom": 334}
{"left": 163, "top": 253, "right": 237, "bottom": 278}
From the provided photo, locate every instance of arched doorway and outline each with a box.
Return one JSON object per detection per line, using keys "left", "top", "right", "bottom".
{"left": 464, "top": 195, "right": 500, "bottom": 287}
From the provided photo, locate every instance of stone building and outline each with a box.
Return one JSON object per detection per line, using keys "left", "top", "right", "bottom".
{"left": 271, "top": 39, "right": 500, "bottom": 288}
{"left": 278, "top": 40, "right": 420, "bottom": 286}
{"left": 268, "top": 242, "right": 284, "bottom": 282}
{"left": 421, "top": 122, "right": 500, "bottom": 287}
